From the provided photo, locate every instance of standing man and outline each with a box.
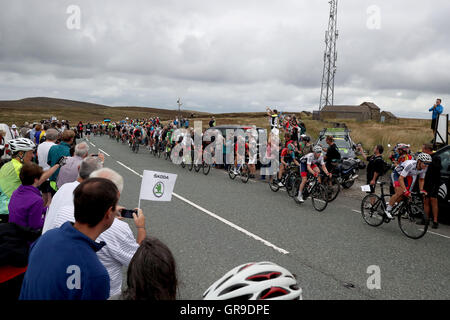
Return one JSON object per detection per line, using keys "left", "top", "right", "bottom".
{"left": 359, "top": 145, "right": 385, "bottom": 194}
{"left": 266, "top": 107, "right": 279, "bottom": 131}
{"left": 323, "top": 136, "right": 341, "bottom": 174}
{"left": 19, "top": 178, "right": 118, "bottom": 300}
{"left": 429, "top": 98, "right": 443, "bottom": 138}
{"left": 47, "top": 130, "right": 75, "bottom": 193}
{"left": 420, "top": 144, "right": 442, "bottom": 229}
{"left": 37, "top": 129, "right": 59, "bottom": 206}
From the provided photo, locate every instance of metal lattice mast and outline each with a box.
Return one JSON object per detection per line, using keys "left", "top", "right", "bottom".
{"left": 319, "top": 0, "right": 339, "bottom": 111}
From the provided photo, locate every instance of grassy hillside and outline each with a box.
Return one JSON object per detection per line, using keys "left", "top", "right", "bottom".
{"left": 0, "top": 97, "right": 209, "bottom": 124}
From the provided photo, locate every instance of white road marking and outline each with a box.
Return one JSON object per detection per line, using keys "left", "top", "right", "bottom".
{"left": 89, "top": 142, "right": 96, "bottom": 147}
{"left": 115, "top": 159, "right": 290, "bottom": 255}
{"left": 352, "top": 210, "right": 361, "bottom": 214}
{"left": 173, "top": 193, "right": 290, "bottom": 255}
{"left": 98, "top": 148, "right": 110, "bottom": 157}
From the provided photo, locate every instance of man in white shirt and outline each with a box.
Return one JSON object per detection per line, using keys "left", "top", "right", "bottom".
{"left": 10, "top": 124, "right": 20, "bottom": 139}
{"left": 43, "top": 165, "right": 146, "bottom": 298}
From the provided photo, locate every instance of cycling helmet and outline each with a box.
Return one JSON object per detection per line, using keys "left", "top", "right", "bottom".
{"left": 397, "top": 143, "right": 410, "bottom": 151}
{"left": 9, "top": 138, "right": 36, "bottom": 153}
{"left": 301, "top": 135, "right": 311, "bottom": 142}
{"left": 417, "top": 153, "right": 432, "bottom": 164}
{"left": 313, "top": 145, "right": 323, "bottom": 153}
{"left": 203, "top": 261, "right": 302, "bottom": 300}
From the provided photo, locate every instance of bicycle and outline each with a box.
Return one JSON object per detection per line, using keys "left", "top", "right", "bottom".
{"left": 320, "top": 171, "right": 341, "bottom": 202}
{"left": 193, "top": 159, "right": 211, "bottom": 175}
{"left": 269, "top": 164, "right": 298, "bottom": 194}
{"left": 228, "top": 163, "right": 250, "bottom": 183}
{"left": 292, "top": 174, "right": 329, "bottom": 212}
{"left": 131, "top": 138, "right": 140, "bottom": 153}
{"left": 360, "top": 182, "right": 428, "bottom": 239}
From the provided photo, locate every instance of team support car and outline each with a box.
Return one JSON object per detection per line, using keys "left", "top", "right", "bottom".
{"left": 433, "top": 145, "right": 450, "bottom": 223}
{"left": 315, "top": 127, "right": 359, "bottom": 160}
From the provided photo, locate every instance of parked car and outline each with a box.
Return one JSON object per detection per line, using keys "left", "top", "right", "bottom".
{"left": 0, "top": 123, "right": 13, "bottom": 165}
{"left": 434, "top": 145, "right": 450, "bottom": 223}
{"left": 315, "top": 127, "right": 358, "bottom": 160}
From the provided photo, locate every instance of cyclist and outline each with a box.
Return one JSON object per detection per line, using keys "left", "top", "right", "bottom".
{"left": 274, "top": 140, "right": 297, "bottom": 187}
{"left": 85, "top": 122, "right": 92, "bottom": 140}
{"left": 384, "top": 153, "right": 432, "bottom": 219}
{"left": 133, "top": 126, "right": 143, "bottom": 146}
{"left": 296, "top": 146, "right": 332, "bottom": 203}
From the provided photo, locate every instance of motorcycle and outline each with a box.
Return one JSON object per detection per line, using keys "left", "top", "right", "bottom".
{"left": 335, "top": 158, "right": 361, "bottom": 189}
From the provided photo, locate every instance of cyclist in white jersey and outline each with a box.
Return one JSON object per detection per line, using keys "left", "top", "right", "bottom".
{"left": 385, "top": 153, "right": 432, "bottom": 219}
{"left": 296, "top": 146, "right": 332, "bottom": 203}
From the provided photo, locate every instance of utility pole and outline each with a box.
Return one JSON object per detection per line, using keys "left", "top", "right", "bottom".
{"left": 319, "top": 0, "right": 339, "bottom": 111}
{"left": 177, "top": 98, "right": 183, "bottom": 120}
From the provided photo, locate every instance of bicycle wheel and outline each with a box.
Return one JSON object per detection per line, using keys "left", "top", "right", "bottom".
{"left": 311, "top": 184, "right": 328, "bottom": 212}
{"left": 202, "top": 162, "right": 211, "bottom": 175}
{"left": 269, "top": 177, "right": 280, "bottom": 192}
{"left": 326, "top": 176, "right": 341, "bottom": 202}
{"left": 181, "top": 161, "right": 185, "bottom": 168}
{"left": 361, "top": 194, "right": 384, "bottom": 227}
{"left": 240, "top": 164, "right": 249, "bottom": 183}
{"left": 286, "top": 174, "right": 298, "bottom": 197}
{"left": 398, "top": 203, "right": 428, "bottom": 239}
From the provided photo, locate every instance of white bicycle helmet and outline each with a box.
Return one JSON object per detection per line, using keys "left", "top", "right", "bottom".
{"left": 417, "top": 152, "right": 432, "bottom": 163}
{"left": 313, "top": 145, "right": 323, "bottom": 153}
{"left": 9, "top": 138, "right": 36, "bottom": 153}
{"left": 203, "top": 262, "right": 302, "bottom": 300}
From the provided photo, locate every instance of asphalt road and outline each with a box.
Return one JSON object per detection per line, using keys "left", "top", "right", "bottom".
{"left": 83, "top": 135, "right": 450, "bottom": 300}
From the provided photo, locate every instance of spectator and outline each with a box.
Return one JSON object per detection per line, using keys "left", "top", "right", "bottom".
{"left": 10, "top": 125, "right": 20, "bottom": 139}
{"left": 429, "top": 98, "right": 444, "bottom": 138}
{"left": 28, "top": 124, "right": 36, "bottom": 141}
{"left": 324, "top": 136, "right": 341, "bottom": 173}
{"left": 299, "top": 135, "right": 313, "bottom": 157}
{"left": 420, "top": 144, "right": 442, "bottom": 229}
{"left": 47, "top": 130, "right": 75, "bottom": 192}
{"left": 266, "top": 107, "right": 279, "bottom": 130}
{"left": 44, "top": 167, "right": 145, "bottom": 298}
{"left": 33, "top": 124, "right": 42, "bottom": 145}
{"left": 111, "top": 237, "right": 177, "bottom": 300}
{"left": 208, "top": 116, "right": 216, "bottom": 128}
{"left": 37, "top": 129, "right": 59, "bottom": 206}
{"left": 42, "top": 156, "right": 103, "bottom": 234}
{"left": 19, "top": 178, "right": 118, "bottom": 300}
{"left": 0, "top": 130, "right": 5, "bottom": 159}
{"left": 19, "top": 124, "right": 30, "bottom": 139}
{"left": 359, "top": 145, "right": 385, "bottom": 194}
{"left": 56, "top": 142, "right": 93, "bottom": 189}
{"left": 299, "top": 121, "right": 306, "bottom": 136}
{"left": 8, "top": 163, "right": 47, "bottom": 231}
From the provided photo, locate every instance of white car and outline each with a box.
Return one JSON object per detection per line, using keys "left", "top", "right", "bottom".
{"left": 0, "top": 123, "right": 13, "bottom": 162}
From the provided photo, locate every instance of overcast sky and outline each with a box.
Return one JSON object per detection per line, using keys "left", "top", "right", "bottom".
{"left": 0, "top": 0, "right": 449, "bottom": 118}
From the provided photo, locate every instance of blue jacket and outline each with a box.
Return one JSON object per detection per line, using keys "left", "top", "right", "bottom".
{"left": 19, "top": 222, "right": 110, "bottom": 300}
{"left": 429, "top": 104, "right": 443, "bottom": 119}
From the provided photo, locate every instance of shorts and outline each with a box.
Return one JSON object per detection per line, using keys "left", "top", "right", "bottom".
{"left": 391, "top": 171, "right": 410, "bottom": 189}
{"left": 248, "top": 154, "right": 257, "bottom": 165}
{"left": 300, "top": 163, "right": 317, "bottom": 177}
{"left": 424, "top": 183, "right": 439, "bottom": 198}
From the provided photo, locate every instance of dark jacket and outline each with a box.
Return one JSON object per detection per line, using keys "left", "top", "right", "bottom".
{"left": 0, "top": 223, "right": 41, "bottom": 268}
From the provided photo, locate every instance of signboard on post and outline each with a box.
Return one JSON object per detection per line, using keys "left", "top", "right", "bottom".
{"left": 435, "top": 114, "right": 449, "bottom": 146}
{"left": 139, "top": 170, "right": 177, "bottom": 205}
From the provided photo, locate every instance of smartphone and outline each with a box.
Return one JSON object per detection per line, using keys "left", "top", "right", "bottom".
{"left": 120, "top": 209, "right": 137, "bottom": 219}
{"left": 91, "top": 154, "right": 98, "bottom": 157}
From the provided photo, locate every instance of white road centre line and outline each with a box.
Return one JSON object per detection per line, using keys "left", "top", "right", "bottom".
{"left": 173, "top": 193, "right": 290, "bottom": 255}
{"left": 115, "top": 159, "right": 290, "bottom": 255}
{"left": 98, "top": 148, "right": 110, "bottom": 157}
{"left": 89, "top": 142, "right": 96, "bottom": 147}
